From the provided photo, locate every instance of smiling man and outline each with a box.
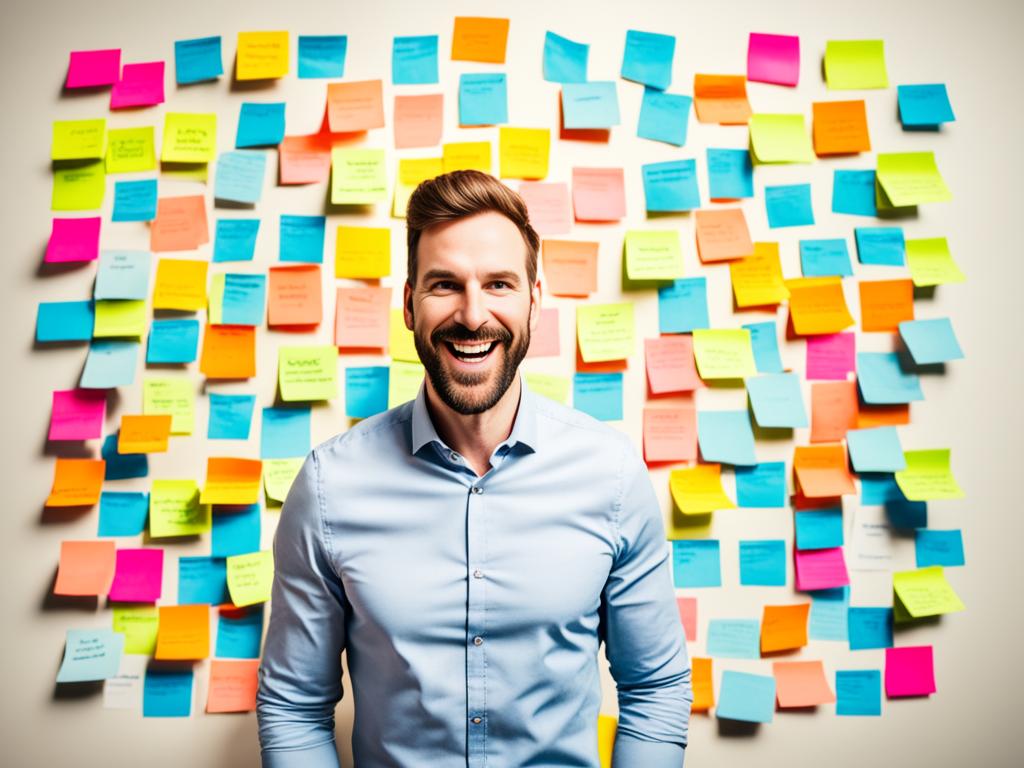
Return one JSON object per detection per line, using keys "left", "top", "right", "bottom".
{"left": 257, "top": 170, "right": 692, "bottom": 767}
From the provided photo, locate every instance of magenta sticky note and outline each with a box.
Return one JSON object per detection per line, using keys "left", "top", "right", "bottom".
{"left": 46, "top": 217, "right": 101, "bottom": 263}
{"left": 108, "top": 549, "right": 164, "bottom": 603}
{"left": 885, "top": 645, "right": 936, "bottom": 697}
{"left": 806, "top": 332, "right": 855, "bottom": 380}
{"left": 747, "top": 33, "right": 800, "bottom": 87}
{"left": 795, "top": 546, "right": 850, "bottom": 591}
{"left": 66, "top": 48, "right": 122, "bottom": 89}
{"left": 110, "top": 61, "right": 165, "bottom": 109}
{"left": 48, "top": 389, "right": 106, "bottom": 441}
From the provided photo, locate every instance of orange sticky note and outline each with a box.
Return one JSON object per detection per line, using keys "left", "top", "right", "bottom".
{"left": 691, "top": 657, "right": 715, "bottom": 712}
{"left": 525, "top": 307, "right": 560, "bottom": 358}
{"left": 199, "top": 325, "right": 256, "bottom": 379}
{"left": 451, "top": 17, "right": 509, "bottom": 63}
{"left": 812, "top": 100, "right": 871, "bottom": 156}
{"left": 394, "top": 94, "right": 444, "bottom": 149}
{"left": 858, "top": 403, "right": 910, "bottom": 428}
{"left": 644, "top": 336, "right": 700, "bottom": 395}
{"left": 153, "top": 258, "right": 208, "bottom": 311}
{"left": 118, "top": 414, "right": 172, "bottom": 454}
{"left": 54, "top": 540, "right": 116, "bottom": 596}
{"left": 155, "top": 604, "right": 209, "bottom": 660}
{"left": 519, "top": 182, "right": 571, "bottom": 236}
{"left": 793, "top": 444, "right": 856, "bottom": 497}
{"left": 676, "top": 597, "right": 697, "bottom": 642}
{"left": 761, "top": 603, "right": 810, "bottom": 653}
{"left": 150, "top": 196, "right": 209, "bottom": 252}
{"left": 268, "top": 265, "right": 322, "bottom": 327}
{"left": 729, "top": 242, "right": 789, "bottom": 307}
{"left": 327, "top": 80, "right": 385, "bottom": 133}
{"left": 278, "top": 133, "right": 333, "bottom": 185}
{"left": 201, "top": 457, "right": 263, "bottom": 505}
{"left": 788, "top": 279, "right": 854, "bottom": 335}
{"left": 335, "top": 286, "right": 391, "bottom": 349}
{"left": 694, "top": 208, "right": 754, "bottom": 263}
{"left": 572, "top": 167, "right": 626, "bottom": 221}
{"left": 693, "top": 74, "right": 751, "bottom": 125}
{"left": 46, "top": 457, "right": 105, "bottom": 506}
{"left": 810, "top": 381, "right": 858, "bottom": 443}
{"left": 542, "top": 240, "right": 598, "bottom": 297}
{"left": 207, "top": 659, "right": 261, "bottom": 713}
{"left": 643, "top": 405, "right": 697, "bottom": 463}
{"left": 859, "top": 279, "right": 914, "bottom": 332}
{"left": 773, "top": 661, "right": 836, "bottom": 707}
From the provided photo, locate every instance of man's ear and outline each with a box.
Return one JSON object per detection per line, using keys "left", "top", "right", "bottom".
{"left": 403, "top": 281, "right": 414, "bottom": 331}
{"left": 528, "top": 277, "right": 542, "bottom": 333}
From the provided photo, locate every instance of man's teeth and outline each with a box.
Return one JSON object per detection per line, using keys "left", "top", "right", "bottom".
{"left": 452, "top": 342, "right": 494, "bottom": 354}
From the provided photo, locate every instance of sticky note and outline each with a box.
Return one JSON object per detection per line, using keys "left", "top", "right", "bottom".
{"left": 151, "top": 196, "right": 209, "bottom": 252}
{"left": 876, "top": 151, "right": 952, "bottom": 208}
{"left": 812, "top": 100, "right": 870, "bottom": 155}
{"left": 46, "top": 457, "right": 105, "bottom": 506}
{"left": 101, "top": 432, "right": 148, "bottom": 480}
{"left": 451, "top": 16, "right": 509, "bottom": 63}
{"left": 739, "top": 540, "right": 787, "bottom": 586}
{"left": 178, "top": 557, "right": 229, "bottom": 605}
{"left": 855, "top": 227, "right": 905, "bottom": 266}
{"left": 199, "top": 326, "right": 256, "bottom": 379}
{"left": 833, "top": 170, "right": 878, "bottom": 216}
{"left": 905, "top": 237, "right": 964, "bottom": 286}
{"left": 807, "top": 384, "right": 853, "bottom": 442}
{"left": 800, "top": 239, "right": 852, "bottom": 277}
{"left": 335, "top": 286, "right": 390, "bottom": 349}
{"left": 108, "top": 548, "right": 163, "bottom": 603}
{"left": 268, "top": 265, "right": 322, "bottom": 326}
{"left": 393, "top": 156, "right": 444, "bottom": 215}
{"left": 676, "top": 598, "right": 697, "bottom": 642}
{"left": 393, "top": 35, "right": 438, "bottom": 84}
{"left": 836, "top": 670, "right": 882, "bottom": 715}
{"left": 621, "top": 30, "right": 675, "bottom": 90}
{"left": 749, "top": 114, "right": 814, "bottom": 163}
{"left": 543, "top": 31, "right": 588, "bottom": 83}
{"left": 212, "top": 505, "right": 261, "bottom": 559}
{"left": 327, "top": 79, "right": 385, "bottom": 133}
{"left": 774, "top": 661, "right": 836, "bottom": 708}
{"left": 669, "top": 464, "right": 734, "bottom": 514}
{"left": 746, "top": 373, "right": 808, "bottom": 428}
{"left": 795, "top": 547, "right": 849, "bottom": 591}
{"left": 214, "top": 151, "right": 266, "bottom": 204}
{"left": 573, "top": 373, "right": 623, "bottom": 421}
{"left": 216, "top": 605, "right": 264, "bottom": 658}
{"left": 646, "top": 407, "right": 697, "bottom": 467}
{"left": 143, "top": 668, "right": 193, "bottom": 717}
{"left": 672, "top": 539, "right": 721, "bottom": 588}
{"left": 221, "top": 274, "right": 267, "bottom": 326}
{"left": 729, "top": 243, "right": 788, "bottom": 307}
{"left": 111, "top": 606, "right": 158, "bottom": 656}
{"left": 788, "top": 279, "right": 854, "bottom": 335}
{"left": 106, "top": 126, "right": 156, "bottom": 173}
{"left": 898, "top": 83, "right": 955, "bottom": 127}
{"left": 389, "top": 309, "right": 418, "bottom": 362}
{"left": 336, "top": 225, "right": 391, "bottom": 278}
{"left": 626, "top": 231, "right": 684, "bottom": 282}
{"left": 824, "top": 40, "right": 888, "bottom": 89}
{"left": 859, "top": 279, "right": 914, "bottom": 332}
{"left": 55, "top": 540, "right": 116, "bottom": 596}
{"left": 264, "top": 458, "right": 304, "bottom": 503}
{"left": 97, "top": 491, "right": 149, "bottom": 537}
{"left": 915, "top": 529, "right": 964, "bottom": 568}
{"left": 110, "top": 61, "right": 165, "bottom": 109}
{"left": 519, "top": 183, "right": 571, "bottom": 236}
{"left": 279, "top": 346, "right": 337, "bottom": 401}
{"left": 765, "top": 183, "right": 814, "bottom": 227}
{"left": 576, "top": 303, "right": 633, "bottom": 362}
{"left": 717, "top": 671, "right": 775, "bottom": 723}
{"left": 644, "top": 336, "right": 699, "bottom": 394}
{"left": 277, "top": 214, "right": 325, "bottom": 264}
{"left": 459, "top": 74, "right": 508, "bottom": 125}
{"left": 52, "top": 159, "right": 105, "bottom": 211}
{"left": 66, "top": 48, "right": 120, "bottom": 88}
{"left": 174, "top": 36, "right": 222, "bottom": 83}
{"left": 636, "top": 88, "right": 691, "bottom": 147}
{"left": 806, "top": 333, "right": 855, "bottom": 380}
{"left": 745, "top": 321, "right": 784, "bottom": 373}
{"left": 155, "top": 604, "right": 209, "bottom": 660}
{"left": 111, "top": 180, "right": 158, "bottom": 222}
{"left": 736, "top": 462, "right": 786, "bottom": 507}
{"left": 885, "top": 646, "right": 935, "bottom": 697}
{"left": 94, "top": 250, "right": 150, "bottom": 300}
{"left": 747, "top": 32, "right": 799, "bottom": 86}
{"left": 795, "top": 508, "right": 844, "bottom": 550}
{"left": 697, "top": 410, "right": 757, "bottom": 465}
{"left": 499, "top": 127, "right": 549, "bottom": 180}
{"left": 707, "top": 148, "right": 753, "bottom": 199}
{"left": 150, "top": 479, "right": 209, "bottom": 538}
{"left": 37, "top": 300, "right": 94, "bottom": 342}
{"left": 562, "top": 82, "right": 619, "bottom": 129}
{"left": 207, "top": 394, "right": 255, "bottom": 440}
{"left": 48, "top": 388, "right": 106, "bottom": 441}
{"left": 260, "top": 407, "right": 310, "bottom": 459}
{"left": 118, "top": 414, "right": 172, "bottom": 454}
{"left": 52, "top": 118, "right": 106, "bottom": 161}
{"left": 161, "top": 112, "right": 216, "bottom": 164}
{"left": 899, "top": 318, "right": 963, "bottom": 365}
{"left": 848, "top": 607, "right": 894, "bottom": 650}
{"left": 201, "top": 458, "right": 262, "bottom": 505}
{"left": 810, "top": 586, "right": 849, "bottom": 643}
{"left": 345, "top": 366, "right": 390, "bottom": 419}
{"left": 236, "top": 31, "right": 288, "bottom": 80}
{"left": 93, "top": 299, "right": 146, "bottom": 338}
{"left": 57, "top": 629, "right": 124, "bottom": 683}
{"left": 394, "top": 95, "right": 444, "bottom": 149}
{"left": 794, "top": 444, "right": 855, "bottom": 497}
{"left": 298, "top": 35, "right": 346, "bottom": 78}
{"left": 572, "top": 168, "right": 626, "bottom": 221}
{"left": 856, "top": 352, "right": 923, "bottom": 405}
{"left": 706, "top": 619, "right": 760, "bottom": 659}
{"left": 227, "top": 551, "right": 274, "bottom": 607}
{"left": 81, "top": 340, "right": 138, "bottom": 389}
{"left": 846, "top": 427, "right": 906, "bottom": 473}
{"left": 443, "top": 140, "right": 492, "bottom": 173}
{"left": 207, "top": 659, "right": 260, "bottom": 713}
{"left": 761, "top": 603, "right": 809, "bottom": 652}
{"left": 895, "top": 449, "right": 963, "bottom": 500}
{"left": 693, "top": 329, "right": 756, "bottom": 379}
{"left": 641, "top": 159, "right": 700, "bottom": 212}
{"left": 147, "top": 319, "right": 199, "bottom": 365}
{"left": 331, "top": 148, "right": 387, "bottom": 205}
{"left": 279, "top": 133, "right": 333, "bottom": 185}
{"left": 694, "top": 208, "right": 753, "bottom": 263}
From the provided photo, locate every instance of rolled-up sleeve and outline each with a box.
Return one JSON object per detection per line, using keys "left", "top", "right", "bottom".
{"left": 257, "top": 450, "right": 347, "bottom": 768}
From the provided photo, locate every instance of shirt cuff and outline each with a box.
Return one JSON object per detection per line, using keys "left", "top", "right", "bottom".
{"left": 612, "top": 734, "right": 685, "bottom": 768}
{"left": 261, "top": 740, "right": 340, "bottom": 768}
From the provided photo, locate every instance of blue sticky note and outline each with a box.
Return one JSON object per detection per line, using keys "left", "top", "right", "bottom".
{"left": 37, "top": 300, "right": 94, "bottom": 342}
{"left": 543, "top": 31, "right": 588, "bottom": 83}
{"left": 102, "top": 432, "right": 148, "bottom": 480}
{"left": 717, "top": 671, "right": 775, "bottom": 722}
{"left": 809, "top": 586, "right": 849, "bottom": 642}
{"left": 846, "top": 427, "right": 906, "bottom": 472}
{"left": 658, "top": 277, "right": 709, "bottom": 333}
{"left": 214, "top": 151, "right": 266, "bottom": 204}
{"left": 706, "top": 619, "right": 761, "bottom": 659}
{"left": 765, "top": 183, "right": 814, "bottom": 227}
{"left": 642, "top": 159, "right": 700, "bottom": 212}
{"left": 56, "top": 629, "right": 123, "bottom": 683}
{"left": 915, "top": 529, "right": 964, "bottom": 567}
{"left": 736, "top": 462, "right": 786, "bottom": 508}
{"left": 298, "top": 35, "right": 347, "bottom": 79}
{"left": 847, "top": 607, "right": 893, "bottom": 650}
{"left": 860, "top": 473, "right": 903, "bottom": 505}
{"left": 280, "top": 215, "right": 326, "bottom": 263}
{"left": 832, "top": 170, "right": 877, "bottom": 216}
{"left": 562, "top": 81, "right": 620, "bottom": 129}
{"left": 885, "top": 498, "right": 928, "bottom": 529}
{"left": 573, "top": 373, "right": 623, "bottom": 421}
{"left": 261, "top": 406, "right": 311, "bottom": 459}
{"left": 799, "top": 239, "right": 852, "bottom": 277}
{"left": 672, "top": 539, "right": 721, "bottom": 588}
{"left": 143, "top": 667, "right": 193, "bottom": 717}
{"left": 739, "top": 540, "right": 787, "bottom": 586}
{"left": 98, "top": 491, "right": 149, "bottom": 536}
{"left": 222, "top": 274, "right": 267, "bottom": 326}
{"left": 836, "top": 670, "right": 882, "bottom": 716}
{"left": 147, "top": 319, "right": 199, "bottom": 364}
{"left": 208, "top": 393, "right": 256, "bottom": 440}
{"left": 214, "top": 219, "right": 260, "bottom": 263}
{"left": 236, "top": 102, "right": 286, "bottom": 148}
{"left": 459, "top": 74, "right": 508, "bottom": 126}
{"left": 697, "top": 410, "right": 757, "bottom": 466}
{"left": 111, "top": 180, "right": 158, "bottom": 222}
{"left": 212, "top": 504, "right": 261, "bottom": 558}
{"left": 95, "top": 250, "right": 151, "bottom": 300}
{"left": 346, "top": 366, "right": 389, "bottom": 419}
{"left": 392, "top": 35, "right": 438, "bottom": 85}
{"left": 743, "top": 321, "right": 784, "bottom": 374}
{"left": 638, "top": 88, "right": 691, "bottom": 146}
{"left": 216, "top": 605, "right": 264, "bottom": 658}
{"left": 898, "top": 84, "right": 955, "bottom": 127}
{"left": 174, "top": 36, "right": 223, "bottom": 84}
{"left": 621, "top": 29, "right": 675, "bottom": 90}
{"left": 178, "top": 557, "right": 229, "bottom": 605}
{"left": 856, "top": 352, "right": 923, "bottom": 404}
{"left": 745, "top": 373, "right": 809, "bottom": 428}
{"left": 795, "top": 508, "right": 844, "bottom": 550}
{"left": 899, "top": 318, "right": 964, "bottom": 365}
{"left": 855, "top": 227, "right": 905, "bottom": 266}
{"left": 81, "top": 340, "right": 139, "bottom": 389}
{"left": 707, "top": 148, "right": 753, "bottom": 199}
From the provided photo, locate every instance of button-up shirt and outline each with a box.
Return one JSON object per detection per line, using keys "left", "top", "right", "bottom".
{"left": 257, "top": 379, "right": 692, "bottom": 767}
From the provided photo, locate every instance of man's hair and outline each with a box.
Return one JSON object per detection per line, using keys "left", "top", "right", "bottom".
{"left": 405, "top": 170, "right": 540, "bottom": 287}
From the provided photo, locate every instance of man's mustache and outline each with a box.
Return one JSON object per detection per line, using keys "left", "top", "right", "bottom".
{"left": 431, "top": 326, "right": 513, "bottom": 346}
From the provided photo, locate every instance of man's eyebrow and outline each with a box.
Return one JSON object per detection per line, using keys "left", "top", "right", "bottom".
{"left": 483, "top": 270, "right": 520, "bottom": 283}
{"left": 421, "top": 269, "right": 459, "bottom": 282}
{"left": 420, "top": 269, "right": 521, "bottom": 283}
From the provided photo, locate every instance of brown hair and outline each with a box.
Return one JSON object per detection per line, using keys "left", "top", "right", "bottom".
{"left": 405, "top": 170, "right": 540, "bottom": 287}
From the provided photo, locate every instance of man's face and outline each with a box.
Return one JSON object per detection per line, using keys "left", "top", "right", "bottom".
{"left": 404, "top": 211, "right": 540, "bottom": 415}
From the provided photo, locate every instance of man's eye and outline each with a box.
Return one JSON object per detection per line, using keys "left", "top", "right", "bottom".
{"left": 490, "top": 281, "right": 508, "bottom": 290}
{"left": 433, "top": 281, "right": 457, "bottom": 290}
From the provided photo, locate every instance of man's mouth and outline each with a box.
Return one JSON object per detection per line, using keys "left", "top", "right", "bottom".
{"left": 443, "top": 340, "right": 499, "bottom": 363}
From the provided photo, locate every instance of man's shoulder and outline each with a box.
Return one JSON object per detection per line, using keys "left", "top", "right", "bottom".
{"left": 312, "top": 399, "right": 415, "bottom": 460}
{"left": 530, "top": 390, "right": 634, "bottom": 457}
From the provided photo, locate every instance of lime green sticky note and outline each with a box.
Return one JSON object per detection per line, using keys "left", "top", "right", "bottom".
{"left": 52, "top": 119, "right": 106, "bottom": 161}
{"left": 93, "top": 300, "right": 147, "bottom": 338}
{"left": 52, "top": 159, "right": 106, "bottom": 211}
{"left": 388, "top": 360, "right": 424, "bottom": 408}
{"left": 692, "top": 328, "right": 757, "bottom": 379}
{"left": 875, "top": 152, "right": 952, "bottom": 209}
{"left": 894, "top": 448, "right": 964, "bottom": 501}
{"left": 748, "top": 113, "right": 814, "bottom": 163}
{"left": 278, "top": 346, "right": 338, "bottom": 401}
{"left": 106, "top": 126, "right": 157, "bottom": 173}
{"left": 624, "top": 230, "right": 684, "bottom": 280}
{"left": 227, "top": 550, "right": 274, "bottom": 607}
{"left": 112, "top": 606, "right": 159, "bottom": 655}
{"left": 331, "top": 148, "right": 387, "bottom": 205}
{"left": 824, "top": 40, "right": 888, "bottom": 90}
{"left": 162, "top": 112, "right": 217, "bottom": 163}
{"left": 149, "top": 479, "right": 210, "bottom": 538}
{"left": 524, "top": 372, "right": 570, "bottom": 405}
{"left": 893, "top": 565, "right": 965, "bottom": 620}
{"left": 143, "top": 377, "right": 195, "bottom": 435}
{"left": 162, "top": 163, "right": 209, "bottom": 182}
{"left": 906, "top": 237, "right": 965, "bottom": 287}
{"left": 263, "top": 457, "right": 304, "bottom": 503}
{"left": 207, "top": 273, "right": 225, "bottom": 325}
{"left": 388, "top": 308, "right": 419, "bottom": 363}
{"left": 576, "top": 303, "right": 634, "bottom": 362}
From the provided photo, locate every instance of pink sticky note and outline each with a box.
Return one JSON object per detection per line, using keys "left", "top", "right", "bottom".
{"left": 794, "top": 547, "right": 850, "bottom": 591}
{"left": 645, "top": 336, "right": 701, "bottom": 395}
{"left": 806, "top": 332, "right": 855, "bottom": 381}
{"left": 526, "top": 307, "right": 560, "bottom": 358}
{"left": 572, "top": 167, "right": 626, "bottom": 221}
{"left": 66, "top": 48, "right": 121, "bottom": 88}
{"left": 46, "top": 217, "right": 101, "bottom": 263}
{"left": 48, "top": 389, "right": 106, "bottom": 441}
{"left": 110, "top": 61, "right": 165, "bottom": 108}
{"left": 885, "top": 646, "right": 936, "bottom": 697}
{"left": 643, "top": 406, "right": 697, "bottom": 463}
{"left": 747, "top": 33, "right": 800, "bottom": 87}
{"left": 676, "top": 596, "right": 697, "bottom": 642}
{"left": 519, "top": 182, "right": 571, "bottom": 236}
{"left": 108, "top": 548, "right": 163, "bottom": 603}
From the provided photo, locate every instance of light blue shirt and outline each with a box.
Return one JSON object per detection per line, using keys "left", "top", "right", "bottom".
{"left": 257, "top": 379, "right": 692, "bottom": 767}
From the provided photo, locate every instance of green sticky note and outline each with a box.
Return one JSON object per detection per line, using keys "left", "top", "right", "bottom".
{"left": 112, "top": 606, "right": 159, "bottom": 654}
{"left": 263, "top": 457, "right": 304, "bottom": 503}
{"left": 576, "top": 302, "right": 634, "bottom": 362}
{"left": 52, "top": 119, "right": 106, "bottom": 161}
{"left": 226, "top": 550, "right": 274, "bottom": 607}
{"left": 143, "top": 377, "right": 195, "bottom": 435}
{"left": 824, "top": 40, "right": 888, "bottom": 90}
{"left": 894, "top": 449, "right": 964, "bottom": 501}
{"left": 692, "top": 328, "right": 757, "bottom": 379}
{"left": 278, "top": 346, "right": 338, "bottom": 401}
{"left": 93, "top": 300, "right": 147, "bottom": 338}
{"left": 905, "top": 237, "right": 965, "bottom": 287}
{"left": 388, "top": 360, "right": 424, "bottom": 408}
{"left": 748, "top": 114, "right": 814, "bottom": 163}
{"left": 52, "top": 159, "right": 106, "bottom": 211}
{"left": 331, "top": 148, "right": 387, "bottom": 204}
{"left": 162, "top": 112, "right": 217, "bottom": 163}
{"left": 893, "top": 565, "right": 965, "bottom": 620}
{"left": 149, "top": 479, "right": 210, "bottom": 538}
{"left": 106, "top": 127, "right": 157, "bottom": 173}
{"left": 207, "top": 273, "right": 225, "bottom": 325}
{"left": 524, "top": 372, "right": 570, "bottom": 404}
{"left": 624, "top": 230, "right": 684, "bottom": 280}
{"left": 875, "top": 152, "right": 952, "bottom": 208}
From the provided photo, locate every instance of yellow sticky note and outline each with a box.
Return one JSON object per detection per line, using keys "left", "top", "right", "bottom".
{"left": 524, "top": 372, "right": 570, "bottom": 405}
{"left": 893, "top": 565, "right": 965, "bottom": 620}
{"left": 336, "top": 226, "right": 391, "bottom": 279}
{"left": 112, "top": 606, "right": 159, "bottom": 655}
{"left": 227, "top": 551, "right": 274, "bottom": 607}
{"left": 52, "top": 119, "right": 106, "bottom": 161}
{"left": 576, "top": 303, "right": 634, "bottom": 363}
{"left": 106, "top": 126, "right": 156, "bottom": 173}
{"left": 207, "top": 272, "right": 225, "bottom": 325}
{"left": 786, "top": 277, "right": 855, "bottom": 335}
{"left": 143, "top": 377, "right": 194, "bottom": 435}
{"left": 906, "top": 237, "right": 965, "bottom": 287}
{"left": 894, "top": 449, "right": 964, "bottom": 501}
{"left": 331, "top": 148, "right": 387, "bottom": 206}
{"left": 237, "top": 31, "right": 289, "bottom": 80}
{"left": 149, "top": 479, "right": 210, "bottom": 538}
{"left": 393, "top": 157, "right": 444, "bottom": 218}
{"left": 624, "top": 230, "right": 684, "bottom": 281}
{"left": 278, "top": 346, "right": 338, "bottom": 401}
{"left": 153, "top": 258, "right": 209, "bottom": 311}
{"left": 93, "top": 300, "right": 147, "bottom": 337}
{"left": 201, "top": 457, "right": 263, "bottom": 505}
{"left": 876, "top": 152, "right": 952, "bottom": 208}
{"left": 748, "top": 114, "right": 814, "bottom": 164}
{"left": 389, "top": 308, "right": 419, "bottom": 363}
{"left": 388, "top": 360, "right": 424, "bottom": 407}
{"left": 824, "top": 40, "right": 888, "bottom": 90}
{"left": 443, "top": 141, "right": 492, "bottom": 173}
{"left": 499, "top": 127, "right": 549, "bottom": 180}
{"left": 597, "top": 714, "right": 617, "bottom": 768}
{"left": 161, "top": 112, "right": 217, "bottom": 164}
{"left": 52, "top": 159, "right": 105, "bottom": 211}
{"left": 692, "top": 329, "right": 757, "bottom": 379}
{"left": 670, "top": 464, "right": 736, "bottom": 514}
{"left": 729, "top": 242, "right": 789, "bottom": 307}
{"left": 263, "top": 458, "right": 304, "bottom": 503}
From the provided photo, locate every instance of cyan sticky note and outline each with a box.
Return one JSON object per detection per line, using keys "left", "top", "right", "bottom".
{"left": 897, "top": 84, "right": 955, "bottom": 127}
{"left": 795, "top": 508, "right": 844, "bottom": 550}
{"left": 672, "top": 539, "right": 721, "bottom": 588}
{"left": 280, "top": 215, "right": 326, "bottom": 263}
{"left": 214, "top": 219, "right": 260, "bottom": 263}
{"left": 261, "top": 406, "right": 311, "bottom": 459}
{"left": 621, "top": 29, "right": 675, "bottom": 90}
{"left": 178, "top": 556, "right": 229, "bottom": 605}
{"left": 800, "top": 239, "right": 852, "bottom": 277}
{"left": 56, "top": 629, "right": 124, "bottom": 683}
{"left": 222, "top": 274, "right": 267, "bottom": 326}
{"left": 393, "top": 35, "right": 438, "bottom": 85}
{"left": 102, "top": 432, "right": 148, "bottom": 480}
{"left": 174, "top": 36, "right": 223, "bottom": 84}
{"left": 739, "top": 540, "right": 787, "bottom": 586}
{"left": 765, "top": 183, "right": 814, "bottom": 227}
{"left": 562, "top": 81, "right": 620, "bottom": 129}
{"left": 856, "top": 352, "right": 923, "bottom": 404}
{"left": 809, "top": 586, "right": 849, "bottom": 641}
{"left": 736, "top": 462, "right": 786, "bottom": 507}
{"left": 81, "top": 340, "right": 139, "bottom": 389}
{"left": 860, "top": 473, "right": 903, "bottom": 505}
{"left": 98, "top": 491, "right": 149, "bottom": 537}
{"left": 216, "top": 605, "right": 264, "bottom": 658}
{"left": 697, "top": 410, "right": 757, "bottom": 466}
{"left": 638, "top": 88, "right": 691, "bottom": 146}
{"left": 236, "top": 102, "right": 286, "bottom": 148}
{"left": 658, "top": 277, "right": 709, "bottom": 333}
{"left": 745, "top": 373, "right": 808, "bottom": 428}
{"left": 744, "top": 321, "right": 784, "bottom": 374}
{"left": 885, "top": 498, "right": 928, "bottom": 529}
{"left": 212, "top": 504, "right": 261, "bottom": 558}
{"left": 573, "top": 373, "right": 623, "bottom": 421}
{"left": 112, "top": 180, "right": 158, "bottom": 222}
{"left": 298, "top": 35, "right": 347, "bottom": 79}
{"left": 642, "top": 159, "right": 700, "bottom": 212}
{"left": 846, "top": 427, "right": 906, "bottom": 472}
{"left": 214, "top": 151, "right": 266, "bottom": 204}
{"left": 915, "top": 529, "right": 964, "bottom": 567}
{"left": 345, "top": 366, "right": 389, "bottom": 419}
{"left": 459, "top": 74, "right": 508, "bottom": 125}
{"left": 836, "top": 670, "right": 882, "bottom": 716}
{"left": 832, "top": 170, "right": 877, "bottom": 216}
{"left": 717, "top": 671, "right": 775, "bottom": 722}
{"left": 37, "top": 300, "right": 94, "bottom": 342}
{"left": 95, "top": 250, "right": 151, "bottom": 300}
{"left": 207, "top": 393, "right": 256, "bottom": 440}
{"left": 707, "top": 148, "right": 753, "bottom": 199}
{"left": 147, "top": 319, "right": 199, "bottom": 364}
{"left": 143, "top": 667, "right": 193, "bottom": 717}
{"left": 899, "top": 318, "right": 964, "bottom": 365}
{"left": 543, "top": 31, "right": 588, "bottom": 83}
{"left": 855, "top": 227, "right": 905, "bottom": 266}
{"left": 706, "top": 619, "right": 761, "bottom": 659}
{"left": 848, "top": 607, "right": 893, "bottom": 650}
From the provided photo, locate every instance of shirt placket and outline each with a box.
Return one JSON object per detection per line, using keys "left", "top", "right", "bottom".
{"left": 466, "top": 480, "right": 488, "bottom": 767}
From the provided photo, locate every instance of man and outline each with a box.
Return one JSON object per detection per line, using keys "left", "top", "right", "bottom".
{"left": 257, "top": 170, "right": 692, "bottom": 767}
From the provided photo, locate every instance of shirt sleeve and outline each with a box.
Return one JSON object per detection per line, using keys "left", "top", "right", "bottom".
{"left": 603, "top": 439, "right": 693, "bottom": 768}
{"left": 256, "top": 450, "right": 347, "bottom": 768}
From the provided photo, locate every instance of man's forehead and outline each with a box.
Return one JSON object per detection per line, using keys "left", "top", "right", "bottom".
{"left": 417, "top": 213, "right": 529, "bottom": 277}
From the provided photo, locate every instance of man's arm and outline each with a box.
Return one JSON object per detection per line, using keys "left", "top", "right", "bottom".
{"left": 603, "top": 440, "right": 693, "bottom": 768}
{"left": 257, "top": 450, "right": 347, "bottom": 768}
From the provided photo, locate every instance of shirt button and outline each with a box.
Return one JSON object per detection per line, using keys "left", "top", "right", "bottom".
{"left": 473, "top": 569, "right": 483, "bottom": 579}
{"left": 471, "top": 486, "right": 483, "bottom": 494}
{"left": 473, "top": 636, "right": 484, "bottom": 646}
{"left": 449, "top": 451, "right": 460, "bottom": 462}
{"left": 471, "top": 717, "right": 482, "bottom": 724}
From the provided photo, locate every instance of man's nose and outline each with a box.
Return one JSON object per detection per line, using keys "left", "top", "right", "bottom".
{"left": 453, "top": 283, "right": 487, "bottom": 331}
